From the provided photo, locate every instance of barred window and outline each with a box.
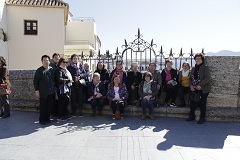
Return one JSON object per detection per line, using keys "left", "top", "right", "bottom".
{"left": 24, "top": 20, "right": 38, "bottom": 35}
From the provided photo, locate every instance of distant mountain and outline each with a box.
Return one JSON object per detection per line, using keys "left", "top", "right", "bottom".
{"left": 206, "top": 50, "right": 240, "bottom": 56}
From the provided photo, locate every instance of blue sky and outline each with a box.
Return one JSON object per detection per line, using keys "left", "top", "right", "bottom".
{"left": 64, "top": 0, "right": 240, "bottom": 54}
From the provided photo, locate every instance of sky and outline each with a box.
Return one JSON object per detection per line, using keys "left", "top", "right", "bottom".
{"left": 64, "top": 0, "right": 240, "bottom": 55}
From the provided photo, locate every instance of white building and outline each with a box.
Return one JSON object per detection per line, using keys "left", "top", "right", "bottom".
{"left": 0, "top": 0, "right": 101, "bottom": 70}
{"left": 64, "top": 17, "right": 101, "bottom": 58}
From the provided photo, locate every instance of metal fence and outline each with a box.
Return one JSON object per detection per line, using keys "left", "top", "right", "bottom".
{"left": 80, "top": 29, "right": 202, "bottom": 72}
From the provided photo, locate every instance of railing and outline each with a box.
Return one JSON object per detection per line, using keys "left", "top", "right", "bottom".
{"left": 78, "top": 29, "right": 200, "bottom": 72}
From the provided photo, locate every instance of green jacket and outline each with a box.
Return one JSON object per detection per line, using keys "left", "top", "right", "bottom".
{"left": 190, "top": 64, "right": 211, "bottom": 94}
{"left": 33, "top": 66, "right": 55, "bottom": 99}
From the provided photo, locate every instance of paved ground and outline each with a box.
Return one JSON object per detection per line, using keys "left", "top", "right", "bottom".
{"left": 0, "top": 111, "right": 240, "bottom": 160}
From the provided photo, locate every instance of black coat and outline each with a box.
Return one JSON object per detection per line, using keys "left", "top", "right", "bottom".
{"left": 161, "top": 68, "right": 179, "bottom": 86}
{"left": 94, "top": 69, "right": 109, "bottom": 82}
{"left": 126, "top": 71, "right": 142, "bottom": 91}
{"left": 88, "top": 82, "right": 106, "bottom": 98}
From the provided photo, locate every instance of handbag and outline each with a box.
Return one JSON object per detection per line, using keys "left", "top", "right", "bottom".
{"left": 114, "top": 101, "right": 122, "bottom": 120}
{"left": 60, "top": 84, "right": 70, "bottom": 94}
{"left": 0, "top": 83, "right": 11, "bottom": 96}
{"left": 190, "top": 91, "right": 201, "bottom": 103}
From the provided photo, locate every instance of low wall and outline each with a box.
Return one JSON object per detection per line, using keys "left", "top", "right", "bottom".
{"left": 7, "top": 56, "right": 240, "bottom": 120}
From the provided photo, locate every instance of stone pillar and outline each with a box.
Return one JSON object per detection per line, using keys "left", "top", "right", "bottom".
{"left": 205, "top": 56, "right": 240, "bottom": 108}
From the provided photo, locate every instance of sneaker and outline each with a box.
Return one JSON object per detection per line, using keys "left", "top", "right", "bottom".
{"left": 170, "top": 103, "right": 177, "bottom": 107}
{"left": 112, "top": 114, "right": 115, "bottom": 119}
{"left": 121, "top": 114, "right": 124, "bottom": 119}
{"left": 65, "top": 115, "right": 73, "bottom": 120}
{"left": 46, "top": 119, "right": 54, "bottom": 123}
{"left": 98, "top": 112, "right": 103, "bottom": 116}
{"left": 141, "top": 115, "right": 146, "bottom": 120}
{"left": 57, "top": 117, "right": 68, "bottom": 121}
{"left": 149, "top": 115, "right": 155, "bottom": 120}
{"left": 164, "top": 103, "right": 169, "bottom": 107}
{"left": 185, "top": 116, "right": 195, "bottom": 122}
{"left": 91, "top": 113, "right": 96, "bottom": 117}
{"left": 1, "top": 114, "right": 10, "bottom": 118}
{"left": 78, "top": 113, "right": 83, "bottom": 117}
{"left": 197, "top": 118, "right": 206, "bottom": 124}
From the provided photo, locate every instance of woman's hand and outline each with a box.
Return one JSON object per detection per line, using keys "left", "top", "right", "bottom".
{"left": 196, "top": 85, "right": 201, "bottom": 90}
{"left": 190, "top": 85, "right": 195, "bottom": 91}
{"left": 35, "top": 91, "right": 40, "bottom": 98}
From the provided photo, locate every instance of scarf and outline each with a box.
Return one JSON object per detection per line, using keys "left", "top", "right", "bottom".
{"left": 143, "top": 80, "right": 153, "bottom": 94}
{"left": 69, "top": 61, "right": 81, "bottom": 76}
{"left": 191, "top": 63, "right": 203, "bottom": 87}
{"left": 182, "top": 70, "right": 190, "bottom": 77}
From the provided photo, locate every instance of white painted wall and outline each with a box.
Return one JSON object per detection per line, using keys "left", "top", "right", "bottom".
{"left": 0, "top": 1, "right": 8, "bottom": 65}
{"left": 7, "top": 6, "right": 65, "bottom": 70}
{"left": 65, "top": 21, "right": 96, "bottom": 49}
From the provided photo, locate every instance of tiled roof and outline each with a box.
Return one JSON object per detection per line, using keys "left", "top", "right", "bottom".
{"left": 5, "top": 0, "right": 69, "bottom": 25}
{"left": 5, "top": 0, "right": 68, "bottom": 7}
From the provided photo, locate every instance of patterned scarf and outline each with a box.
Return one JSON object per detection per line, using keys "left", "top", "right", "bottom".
{"left": 191, "top": 63, "right": 203, "bottom": 87}
{"left": 69, "top": 61, "right": 81, "bottom": 76}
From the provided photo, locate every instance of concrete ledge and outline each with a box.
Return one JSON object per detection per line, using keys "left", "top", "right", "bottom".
{"left": 10, "top": 99, "right": 240, "bottom": 121}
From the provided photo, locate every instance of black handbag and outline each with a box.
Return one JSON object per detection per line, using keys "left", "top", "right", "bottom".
{"left": 190, "top": 91, "right": 201, "bottom": 103}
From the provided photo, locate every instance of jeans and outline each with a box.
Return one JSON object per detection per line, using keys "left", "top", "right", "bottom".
{"left": 0, "top": 95, "right": 10, "bottom": 116}
{"left": 189, "top": 91, "right": 209, "bottom": 119}
{"left": 111, "top": 101, "right": 124, "bottom": 114}
{"left": 90, "top": 98, "right": 105, "bottom": 113}
{"left": 141, "top": 99, "right": 156, "bottom": 115}
{"left": 178, "top": 86, "right": 190, "bottom": 105}
{"left": 39, "top": 94, "right": 54, "bottom": 122}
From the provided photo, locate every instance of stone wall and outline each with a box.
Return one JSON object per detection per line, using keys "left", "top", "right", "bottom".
{"left": 7, "top": 56, "right": 240, "bottom": 112}
{"left": 205, "top": 56, "right": 240, "bottom": 108}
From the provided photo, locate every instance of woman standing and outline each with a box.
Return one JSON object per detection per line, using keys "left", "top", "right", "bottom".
{"left": 178, "top": 62, "right": 191, "bottom": 107}
{"left": 186, "top": 53, "right": 211, "bottom": 124}
{"left": 109, "top": 61, "right": 127, "bottom": 84}
{"left": 34, "top": 55, "right": 55, "bottom": 124}
{"left": 107, "top": 75, "right": 128, "bottom": 119}
{"left": 0, "top": 56, "right": 10, "bottom": 118}
{"left": 55, "top": 57, "right": 73, "bottom": 121}
{"left": 67, "top": 54, "right": 84, "bottom": 116}
{"left": 138, "top": 72, "right": 158, "bottom": 120}
{"left": 161, "top": 60, "right": 179, "bottom": 107}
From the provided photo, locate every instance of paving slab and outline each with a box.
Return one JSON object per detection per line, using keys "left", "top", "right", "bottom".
{"left": 0, "top": 111, "right": 240, "bottom": 160}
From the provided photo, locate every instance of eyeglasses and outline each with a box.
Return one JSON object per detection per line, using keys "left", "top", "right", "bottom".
{"left": 63, "top": 61, "right": 68, "bottom": 64}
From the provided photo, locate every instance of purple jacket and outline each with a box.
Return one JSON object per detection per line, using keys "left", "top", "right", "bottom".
{"left": 106, "top": 83, "right": 128, "bottom": 102}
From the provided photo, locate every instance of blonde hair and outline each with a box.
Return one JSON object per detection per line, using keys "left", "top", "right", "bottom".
{"left": 92, "top": 72, "right": 100, "bottom": 79}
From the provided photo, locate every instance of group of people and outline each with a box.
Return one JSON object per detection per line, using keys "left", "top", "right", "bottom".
{"left": 0, "top": 52, "right": 211, "bottom": 125}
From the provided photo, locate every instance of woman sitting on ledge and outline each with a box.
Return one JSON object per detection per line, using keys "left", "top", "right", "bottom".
{"left": 139, "top": 72, "right": 158, "bottom": 120}
{"left": 107, "top": 75, "right": 128, "bottom": 119}
{"left": 88, "top": 73, "right": 106, "bottom": 117}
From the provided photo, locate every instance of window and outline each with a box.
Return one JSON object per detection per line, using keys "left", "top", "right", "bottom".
{"left": 24, "top": 20, "right": 38, "bottom": 35}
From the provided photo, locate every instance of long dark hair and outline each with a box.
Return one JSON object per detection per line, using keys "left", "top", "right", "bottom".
{"left": 96, "top": 61, "right": 107, "bottom": 72}
{"left": 0, "top": 56, "right": 7, "bottom": 67}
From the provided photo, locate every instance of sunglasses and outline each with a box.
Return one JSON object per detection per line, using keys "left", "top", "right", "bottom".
{"left": 63, "top": 61, "right": 68, "bottom": 64}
